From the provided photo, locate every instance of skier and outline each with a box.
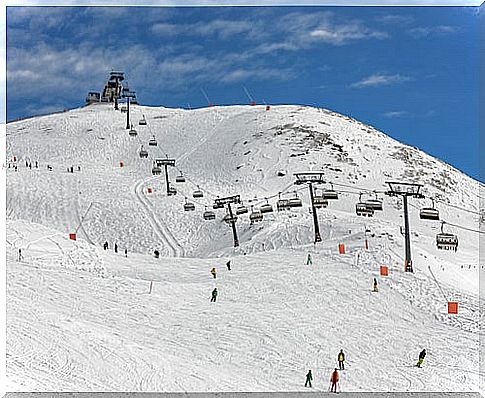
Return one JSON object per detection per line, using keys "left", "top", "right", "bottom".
{"left": 306, "top": 253, "right": 313, "bottom": 265}
{"left": 78, "top": 166, "right": 81, "bottom": 172}
{"left": 373, "top": 278, "right": 378, "bottom": 292}
{"left": 154, "top": 250, "right": 160, "bottom": 259}
{"left": 28, "top": 163, "right": 32, "bottom": 169}
{"left": 25, "top": 160, "right": 28, "bottom": 167}
{"left": 35, "top": 161, "right": 38, "bottom": 168}
{"left": 124, "top": 248, "right": 128, "bottom": 257}
{"left": 305, "top": 369, "right": 313, "bottom": 387}
{"left": 416, "top": 349, "right": 426, "bottom": 368}
{"left": 18, "top": 248, "right": 23, "bottom": 261}
{"left": 210, "top": 267, "right": 217, "bottom": 279}
{"left": 330, "top": 368, "right": 339, "bottom": 393}
{"left": 15, "top": 165, "right": 18, "bottom": 172}
{"left": 338, "top": 349, "right": 345, "bottom": 370}
{"left": 114, "top": 243, "right": 118, "bottom": 253}
{"left": 226, "top": 260, "right": 231, "bottom": 271}
{"left": 211, "top": 288, "right": 218, "bottom": 302}
{"left": 70, "top": 166, "right": 74, "bottom": 173}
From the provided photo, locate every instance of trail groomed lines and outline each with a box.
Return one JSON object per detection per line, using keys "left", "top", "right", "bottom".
{"left": 134, "top": 176, "right": 185, "bottom": 257}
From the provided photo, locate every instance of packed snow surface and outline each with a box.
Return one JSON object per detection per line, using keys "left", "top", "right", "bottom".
{"left": 5, "top": 103, "right": 484, "bottom": 392}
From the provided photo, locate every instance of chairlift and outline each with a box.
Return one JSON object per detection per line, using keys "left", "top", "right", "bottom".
{"left": 168, "top": 187, "right": 177, "bottom": 196}
{"left": 152, "top": 163, "right": 161, "bottom": 175}
{"left": 436, "top": 222, "right": 458, "bottom": 251}
{"left": 420, "top": 198, "right": 440, "bottom": 221}
{"left": 322, "top": 184, "right": 339, "bottom": 200}
{"left": 139, "top": 146, "right": 148, "bottom": 158}
{"left": 139, "top": 116, "right": 147, "bottom": 126}
{"left": 277, "top": 198, "right": 290, "bottom": 211}
{"left": 223, "top": 213, "right": 238, "bottom": 224}
{"left": 184, "top": 199, "right": 196, "bottom": 212}
{"left": 148, "top": 136, "right": 157, "bottom": 146}
{"left": 203, "top": 209, "right": 216, "bottom": 220}
{"left": 129, "top": 125, "right": 137, "bottom": 136}
{"left": 213, "top": 199, "right": 224, "bottom": 209}
{"left": 313, "top": 191, "right": 328, "bottom": 209}
{"left": 175, "top": 173, "right": 186, "bottom": 183}
{"left": 260, "top": 199, "right": 273, "bottom": 214}
{"left": 289, "top": 192, "right": 303, "bottom": 208}
{"left": 249, "top": 207, "right": 263, "bottom": 223}
{"left": 193, "top": 186, "right": 204, "bottom": 198}
{"left": 236, "top": 204, "right": 248, "bottom": 215}
{"left": 121, "top": 106, "right": 127, "bottom": 113}
{"left": 364, "top": 192, "right": 383, "bottom": 211}
{"left": 356, "top": 202, "right": 374, "bottom": 217}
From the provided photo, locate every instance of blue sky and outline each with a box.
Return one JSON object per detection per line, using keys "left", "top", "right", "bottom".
{"left": 5, "top": 5, "right": 481, "bottom": 180}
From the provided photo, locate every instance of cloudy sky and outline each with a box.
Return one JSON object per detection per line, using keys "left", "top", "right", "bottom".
{"left": 4, "top": 5, "right": 482, "bottom": 179}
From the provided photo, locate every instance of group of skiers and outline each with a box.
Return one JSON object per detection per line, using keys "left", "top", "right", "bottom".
{"left": 103, "top": 241, "right": 127, "bottom": 257}
{"left": 304, "top": 348, "right": 427, "bottom": 391}
{"left": 210, "top": 260, "right": 231, "bottom": 302}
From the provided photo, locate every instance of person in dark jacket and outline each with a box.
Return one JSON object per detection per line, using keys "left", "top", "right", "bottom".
{"left": 114, "top": 243, "right": 118, "bottom": 253}
{"left": 154, "top": 250, "right": 160, "bottom": 258}
{"left": 226, "top": 260, "right": 231, "bottom": 271}
{"left": 416, "top": 349, "right": 426, "bottom": 368}
{"left": 124, "top": 248, "right": 128, "bottom": 257}
{"left": 330, "top": 368, "right": 339, "bottom": 393}
{"left": 305, "top": 370, "right": 313, "bottom": 387}
{"left": 373, "top": 278, "right": 378, "bottom": 292}
{"left": 338, "top": 349, "right": 345, "bottom": 370}
{"left": 211, "top": 288, "right": 218, "bottom": 302}
{"left": 103, "top": 241, "right": 108, "bottom": 250}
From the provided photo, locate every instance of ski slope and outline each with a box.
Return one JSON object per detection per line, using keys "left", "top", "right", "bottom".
{"left": 5, "top": 103, "right": 484, "bottom": 392}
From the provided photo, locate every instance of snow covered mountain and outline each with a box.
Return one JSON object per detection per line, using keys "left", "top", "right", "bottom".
{"left": 5, "top": 103, "right": 484, "bottom": 392}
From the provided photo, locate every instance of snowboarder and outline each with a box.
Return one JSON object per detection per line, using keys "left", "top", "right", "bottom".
{"left": 338, "top": 349, "right": 345, "bottom": 370}
{"left": 306, "top": 253, "right": 313, "bottom": 265}
{"left": 154, "top": 250, "right": 160, "bottom": 259}
{"left": 416, "top": 349, "right": 426, "bottom": 368}
{"left": 103, "top": 241, "right": 108, "bottom": 250}
{"left": 124, "top": 248, "right": 128, "bottom": 257}
{"left": 210, "top": 267, "right": 217, "bottom": 279}
{"left": 330, "top": 368, "right": 339, "bottom": 393}
{"left": 226, "top": 260, "right": 231, "bottom": 271}
{"left": 373, "top": 278, "right": 378, "bottom": 292}
{"left": 18, "top": 248, "right": 23, "bottom": 261}
{"left": 114, "top": 243, "right": 118, "bottom": 253}
{"left": 211, "top": 288, "right": 218, "bottom": 302}
{"left": 305, "top": 369, "right": 313, "bottom": 387}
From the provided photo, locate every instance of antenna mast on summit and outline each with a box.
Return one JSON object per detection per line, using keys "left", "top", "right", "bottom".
{"left": 200, "top": 88, "right": 213, "bottom": 107}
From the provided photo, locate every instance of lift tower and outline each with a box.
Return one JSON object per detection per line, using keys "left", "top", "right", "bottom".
{"left": 214, "top": 195, "right": 241, "bottom": 248}
{"left": 385, "top": 181, "right": 424, "bottom": 273}
{"left": 109, "top": 71, "right": 124, "bottom": 110}
{"left": 122, "top": 87, "right": 137, "bottom": 130}
{"left": 154, "top": 158, "right": 176, "bottom": 196}
{"left": 294, "top": 172, "right": 326, "bottom": 244}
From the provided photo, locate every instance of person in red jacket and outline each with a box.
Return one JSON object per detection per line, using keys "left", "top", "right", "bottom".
{"left": 330, "top": 368, "right": 339, "bottom": 393}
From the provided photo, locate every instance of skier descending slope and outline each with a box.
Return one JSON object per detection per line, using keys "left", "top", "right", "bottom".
{"left": 306, "top": 253, "right": 313, "bottom": 265}
{"left": 226, "top": 260, "right": 231, "bottom": 271}
{"left": 373, "top": 278, "right": 379, "bottom": 292}
{"left": 305, "top": 369, "right": 313, "bottom": 387}
{"left": 416, "top": 349, "right": 426, "bottom": 368}
{"left": 330, "top": 368, "right": 340, "bottom": 393}
{"left": 338, "top": 349, "right": 345, "bottom": 370}
{"left": 211, "top": 267, "right": 217, "bottom": 279}
{"left": 211, "top": 288, "right": 218, "bottom": 302}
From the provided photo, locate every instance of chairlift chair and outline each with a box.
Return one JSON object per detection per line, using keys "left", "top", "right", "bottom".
{"left": 139, "top": 116, "right": 147, "bottom": 126}
{"left": 168, "top": 187, "right": 177, "bottom": 196}
{"left": 223, "top": 213, "right": 238, "bottom": 224}
{"left": 148, "top": 136, "right": 157, "bottom": 146}
{"left": 121, "top": 106, "right": 128, "bottom": 113}
{"left": 260, "top": 200, "right": 274, "bottom": 214}
{"left": 277, "top": 199, "right": 290, "bottom": 211}
{"left": 129, "top": 125, "right": 137, "bottom": 136}
{"left": 184, "top": 199, "right": 196, "bottom": 212}
{"left": 175, "top": 173, "right": 186, "bottom": 183}
{"left": 322, "top": 184, "right": 339, "bottom": 200}
{"left": 193, "top": 186, "right": 204, "bottom": 198}
{"left": 313, "top": 193, "right": 328, "bottom": 209}
{"left": 249, "top": 207, "right": 263, "bottom": 223}
{"left": 213, "top": 202, "right": 224, "bottom": 209}
{"left": 436, "top": 223, "right": 458, "bottom": 251}
{"left": 420, "top": 198, "right": 440, "bottom": 221}
{"left": 355, "top": 202, "right": 374, "bottom": 217}
{"left": 152, "top": 164, "right": 161, "bottom": 175}
{"left": 139, "top": 146, "right": 148, "bottom": 158}
{"left": 236, "top": 204, "right": 248, "bottom": 215}
{"left": 203, "top": 209, "right": 216, "bottom": 220}
{"left": 289, "top": 192, "right": 303, "bottom": 208}
{"left": 364, "top": 192, "right": 383, "bottom": 211}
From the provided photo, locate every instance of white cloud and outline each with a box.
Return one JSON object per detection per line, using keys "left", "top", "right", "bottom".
{"left": 383, "top": 110, "right": 409, "bottom": 118}
{"left": 351, "top": 73, "right": 413, "bottom": 88}
{"left": 407, "top": 25, "right": 458, "bottom": 38}
{"left": 151, "top": 19, "right": 256, "bottom": 39}
{"left": 310, "top": 22, "right": 388, "bottom": 45}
